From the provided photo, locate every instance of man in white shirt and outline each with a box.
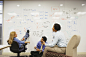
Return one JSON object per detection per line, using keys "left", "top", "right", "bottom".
{"left": 43, "top": 23, "right": 67, "bottom": 57}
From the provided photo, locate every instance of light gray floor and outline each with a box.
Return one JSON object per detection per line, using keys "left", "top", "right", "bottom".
{"left": 0, "top": 54, "right": 30, "bottom": 57}
{"left": 0, "top": 52, "right": 30, "bottom": 57}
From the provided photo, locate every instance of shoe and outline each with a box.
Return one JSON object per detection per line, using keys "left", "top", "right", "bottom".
{"left": 25, "top": 48, "right": 27, "bottom": 50}
{"left": 29, "top": 55, "right": 33, "bottom": 57}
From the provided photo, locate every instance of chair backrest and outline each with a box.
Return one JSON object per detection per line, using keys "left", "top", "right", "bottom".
{"left": 67, "top": 35, "right": 80, "bottom": 49}
{"left": 10, "top": 41, "right": 19, "bottom": 53}
{"left": 66, "top": 35, "right": 81, "bottom": 57}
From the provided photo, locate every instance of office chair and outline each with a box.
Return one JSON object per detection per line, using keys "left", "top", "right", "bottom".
{"left": 10, "top": 41, "right": 27, "bottom": 57}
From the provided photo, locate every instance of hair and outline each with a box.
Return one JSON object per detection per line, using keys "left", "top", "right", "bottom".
{"left": 54, "top": 23, "right": 61, "bottom": 31}
{"left": 42, "top": 36, "right": 47, "bottom": 42}
{"left": 7, "top": 31, "right": 16, "bottom": 45}
{"left": 27, "top": 30, "right": 29, "bottom": 33}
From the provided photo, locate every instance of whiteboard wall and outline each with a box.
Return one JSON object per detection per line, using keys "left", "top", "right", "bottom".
{"left": 3, "top": 1, "right": 86, "bottom": 53}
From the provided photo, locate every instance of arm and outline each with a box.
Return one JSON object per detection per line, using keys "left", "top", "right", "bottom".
{"left": 42, "top": 42, "right": 47, "bottom": 52}
{"left": 36, "top": 48, "right": 40, "bottom": 51}
{"left": 25, "top": 41, "right": 30, "bottom": 44}
{"left": 36, "top": 41, "right": 40, "bottom": 49}
{"left": 43, "top": 35, "right": 59, "bottom": 47}
{"left": 15, "top": 38, "right": 30, "bottom": 44}
{"left": 36, "top": 41, "right": 40, "bottom": 51}
{"left": 15, "top": 38, "right": 25, "bottom": 44}
{"left": 34, "top": 46, "right": 40, "bottom": 51}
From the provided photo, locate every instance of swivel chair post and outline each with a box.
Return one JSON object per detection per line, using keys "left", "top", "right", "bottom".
{"left": 17, "top": 53, "right": 20, "bottom": 57}
{"left": 9, "top": 41, "right": 27, "bottom": 57}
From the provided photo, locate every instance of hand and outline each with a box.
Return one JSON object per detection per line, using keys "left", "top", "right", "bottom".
{"left": 43, "top": 41, "right": 45, "bottom": 45}
{"left": 34, "top": 46, "right": 37, "bottom": 49}
{"left": 25, "top": 41, "right": 30, "bottom": 44}
{"left": 36, "top": 49, "right": 40, "bottom": 51}
{"left": 28, "top": 41, "right": 30, "bottom": 43}
{"left": 21, "top": 38, "right": 25, "bottom": 41}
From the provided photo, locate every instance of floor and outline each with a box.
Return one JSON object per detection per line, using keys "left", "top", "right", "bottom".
{"left": 0, "top": 54, "right": 86, "bottom": 57}
{"left": 0, "top": 52, "right": 30, "bottom": 57}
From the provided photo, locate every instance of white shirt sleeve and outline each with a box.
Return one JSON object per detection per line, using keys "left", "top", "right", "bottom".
{"left": 45, "top": 34, "right": 59, "bottom": 47}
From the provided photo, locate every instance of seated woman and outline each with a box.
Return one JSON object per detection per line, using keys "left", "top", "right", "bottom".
{"left": 7, "top": 31, "right": 30, "bottom": 49}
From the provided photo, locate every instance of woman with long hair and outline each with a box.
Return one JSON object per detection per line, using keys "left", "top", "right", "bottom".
{"left": 7, "top": 31, "right": 30, "bottom": 48}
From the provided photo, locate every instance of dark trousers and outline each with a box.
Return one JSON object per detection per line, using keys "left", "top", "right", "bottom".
{"left": 29, "top": 51, "right": 43, "bottom": 57}
{"left": 19, "top": 43, "right": 27, "bottom": 51}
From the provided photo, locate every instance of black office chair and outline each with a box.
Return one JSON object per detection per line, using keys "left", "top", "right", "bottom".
{"left": 10, "top": 41, "right": 27, "bottom": 57}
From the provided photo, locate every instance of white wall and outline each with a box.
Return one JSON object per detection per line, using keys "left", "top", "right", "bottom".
{"left": 3, "top": 1, "right": 86, "bottom": 53}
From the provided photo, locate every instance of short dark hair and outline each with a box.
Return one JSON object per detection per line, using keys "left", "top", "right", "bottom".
{"left": 42, "top": 36, "right": 47, "bottom": 42}
{"left": 54, "top": 23, "right": 61, "bottom": 31}
{"left": 27, "top": 30, "right": 29, "bottom": 33}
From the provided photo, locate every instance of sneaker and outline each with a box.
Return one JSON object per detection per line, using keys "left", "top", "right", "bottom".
{"left": 25, "top": 48, "right": 27, "bottom": 50}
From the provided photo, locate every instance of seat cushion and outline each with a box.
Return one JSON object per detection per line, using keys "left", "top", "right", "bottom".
{"left": 46, "top": 51, "right": 72, "bottom": 57}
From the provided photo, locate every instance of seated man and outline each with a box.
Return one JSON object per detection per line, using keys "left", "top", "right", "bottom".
{"left": 29, "top": 36, "right": 47, "bottom": 57}
{"left": 42, "top": 23, "right": 67, "bottom": 57}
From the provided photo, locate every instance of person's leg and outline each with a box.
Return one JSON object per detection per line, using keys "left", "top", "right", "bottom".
{"left": 31, "top": 51, "right": 35, "bottom": 55}
{"left": 24, "top": 38, "right": 27, "bottom": 41}
{"left": 29, "top": 51, "right": 39, "bottom": 57}
{"left": 22, "top": 43, "right": 27, "bottom": 50}
{"left": 39, "top": 52, "right": 43, "bottom": 57}
{"left": 43, "top": 47, "right": 56, "bottom": 57}
{"left": 29, "top": 51, "right": 34, "bottom": 57}
{"left": 43, "top": 45, "right": 66, "bottom": 57}
{"left": 31, "top": 51, "right": 39, "bottom": 55}
{"left": 35, "top": 52, "right": 43, "bottom": 57}
{"left": 54, "top": 45, "right": 66, "bottom": 53}
{"left": 29, "top": 55, "right": 33, "bottom": 57}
